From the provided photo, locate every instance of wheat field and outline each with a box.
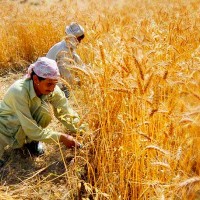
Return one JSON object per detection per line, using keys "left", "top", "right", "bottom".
{"left": 0, "top": 0, "right": 200, "bottom": 199}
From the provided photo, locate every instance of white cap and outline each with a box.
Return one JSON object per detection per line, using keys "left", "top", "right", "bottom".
{"left": 65, "top": 22, "right": 84, "bottom": 38}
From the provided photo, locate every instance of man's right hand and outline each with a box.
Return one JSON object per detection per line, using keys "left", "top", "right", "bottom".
{"left": 59, "top": 134, "right": 82, "bottom": 148}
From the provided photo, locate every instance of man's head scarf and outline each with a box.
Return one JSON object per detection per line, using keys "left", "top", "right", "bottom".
{"left": 65, "top": 22, "right": 84, "bottom": 38}
{"left": 26, "top": 57, "right": 60, "bottom": 79}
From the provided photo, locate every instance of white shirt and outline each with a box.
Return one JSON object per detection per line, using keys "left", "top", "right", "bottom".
{"left": 46, "top": 39, "right": 84, "bottom": 84}
{"left": 46, "top": 40, "right": 68, "bottom": 61}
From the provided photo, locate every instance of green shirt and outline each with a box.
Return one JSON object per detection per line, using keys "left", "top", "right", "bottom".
{"left": 0, "top": 78, "right": 81, "bottom": 147}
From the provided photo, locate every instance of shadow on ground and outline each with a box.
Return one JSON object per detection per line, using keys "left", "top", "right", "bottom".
{"left": 0, "top": 144, "right": 75, "bottom": 185}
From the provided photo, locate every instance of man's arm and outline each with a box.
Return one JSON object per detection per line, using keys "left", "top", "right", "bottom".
{"left": 49, "top": 86, "right": 87, "bottom": 133}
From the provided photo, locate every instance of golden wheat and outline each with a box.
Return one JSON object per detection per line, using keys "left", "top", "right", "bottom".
{"left": 1, "top": 0, "right": 200, "bottom": 199}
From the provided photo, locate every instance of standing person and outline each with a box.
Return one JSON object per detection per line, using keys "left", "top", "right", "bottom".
{"left": 46, "top": 22, "right": 85, "bottom": 97}
{"left": 0, "top": 57, "right": 86, "bottom": 168}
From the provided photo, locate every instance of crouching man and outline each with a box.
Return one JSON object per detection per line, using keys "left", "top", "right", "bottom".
{"left": 0, "top": 57, "right": 86, "bottom": 167}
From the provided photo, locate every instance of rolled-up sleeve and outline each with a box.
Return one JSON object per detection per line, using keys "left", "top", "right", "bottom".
{"left": 49, "top": 86, "right": 84, "bottom": 133}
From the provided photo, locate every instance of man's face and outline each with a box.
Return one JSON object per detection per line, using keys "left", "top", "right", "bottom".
{"left": 77, "top": 34, "right": 85, "bottom": 43}
{"left": 38, "top": 79, "right": 58, "bottom": 95}
{"left": 33, "top": 75, "right": 58, "bottom": 96}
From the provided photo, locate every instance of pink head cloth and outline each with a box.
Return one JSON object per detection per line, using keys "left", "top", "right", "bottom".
{"left": 26, "top": 57, "right": 60, "bottom": 79}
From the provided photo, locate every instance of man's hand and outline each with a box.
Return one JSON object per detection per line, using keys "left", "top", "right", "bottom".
{"left": 59, "top": 134, "right": 82, "bottom": 148}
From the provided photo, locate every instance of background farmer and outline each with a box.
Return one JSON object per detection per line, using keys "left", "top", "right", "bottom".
{"left": 46, "top": 22, "right": 85, "bottom": 97}
{"left": 0, "top": 57, "right": 86, "bottom": 168}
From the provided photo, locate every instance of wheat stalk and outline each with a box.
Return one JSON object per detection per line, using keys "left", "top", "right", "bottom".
{"left": 145, "top": 145, "right": 171, "bottom": 156}
{"left": 59, "top": 77, "right": 72, "bottom": 90}
{"left": 151, "top": 161, "right": 171, "bottom": 169}
{"left": 99, "top": 42, "right": 106, "bottom": 64}
{"left": 137, "top": 131, "right": 152, "bottom": 141}
{"left": 144, "top": 73, "right": 154, "bottom": 93}
{"left": 168, "top": 122, "right": 174, "bottom": 136}
{"left": 163, "top": 70, "right": 168, "bottom": 80}
{"left": 137, "top": 77, "right": 144, "bottom": 95}
{"left": 189, "top": 90, "right": 200, "bottom": 101}
{"left": 67, "top": 65, "right": 91, "bottom": 77}
{"left": 177, "top": 177, "right": 200, "bottom": 188}
{"left": 133, "top": 55, "right": 144, "bottom": 79}
{"left": 111, "top": 88, "right": 133, "bottom": 94}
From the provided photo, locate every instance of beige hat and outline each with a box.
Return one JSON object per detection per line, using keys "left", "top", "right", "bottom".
{"left": 65, "top": 22, "right": 84, "bottom": 38}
